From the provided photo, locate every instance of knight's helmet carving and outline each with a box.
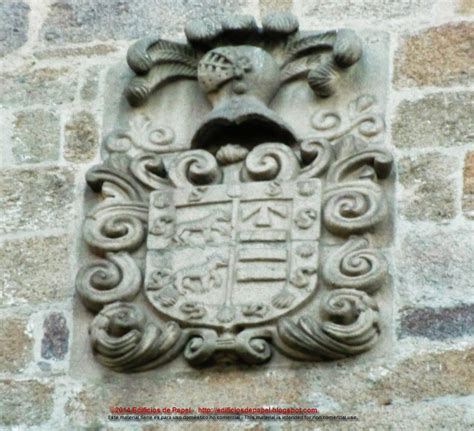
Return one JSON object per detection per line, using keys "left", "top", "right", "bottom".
{"left": 124, "top": 13, "right": 362, "bottom": 152}
{"left": 193, "top": 45, "right": 297, "bottom": 148}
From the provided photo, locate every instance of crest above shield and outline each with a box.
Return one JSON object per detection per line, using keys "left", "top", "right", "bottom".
{"left": 76, "top": 12, "right": 393, "bottom": 371}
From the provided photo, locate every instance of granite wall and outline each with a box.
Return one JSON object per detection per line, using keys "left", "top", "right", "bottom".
{"left": 0, "top": 0, "right": 473, "bottom": 429}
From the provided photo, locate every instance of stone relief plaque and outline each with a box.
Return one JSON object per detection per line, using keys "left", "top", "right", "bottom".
{"left": 76, "top": 13, "right": 393, "bottom": 371}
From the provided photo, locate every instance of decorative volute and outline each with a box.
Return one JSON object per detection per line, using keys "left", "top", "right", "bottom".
{"left": 76, "top": 12, "right": 393, "bottom": 372}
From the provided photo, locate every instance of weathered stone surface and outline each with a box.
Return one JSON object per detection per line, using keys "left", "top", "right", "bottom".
{"left": 41, "top": 0, "right": 251, "bottom": 43}
{"left": 260, "top": 0, "right": 293, "bottom": 15}
{"left": 0, "top": 166, "right": 76, "bottom": 234}
{"left": 33, "top": 43, "right": 118, "bottom": 59}
{"left": 0, "top": 380, "right": 54, "bottom": 426}
{"left": 393, "top": 92, "right": 474, "bottom": 148}
{"left": 301, "top": 0, "right": 437, "bottom": 20}
{"left": 399, "top": 304, "right": 474, "bottom": 340}
{"left": 103, "top": 368, "right": 309, "bottom": 407}
{"left": 368, "top": 348, "right": 474, "bottom": 403}
{"left": 0, "top": 67, "right": 78, "bottom": 106}
{"left": 0, "top": 235, "right": 73, "bottom": 306}
{"left": 463, "top": 151, "right": 474, "bottom": 218}
{"left": 395, "top": 22, "right": 474, "bottom": 87}
{"left": 12, "top": 110, "right": 60, "bottom": 163}
{"left": 396, "top": 227, "right": 474, "bottom": 308}
{"left": 0, "top": 1, "right": 29, "bottom": 57}
{"left": 65, "top": 347, "right": 474, "bottom": 427}
{"left": 65, "top": 387, "right": 105, "bottom": 429}
{"left": 294, "top": 397, "right": 474, "bottom": 431}
{"left": 457, "top": 0, "right": 474, "bottom": 14}
{"left": 41, "top": 312, "right": 69, "bottom": 360}
{"left": 0, "top": 316, "right": 32, "bottom": 373}
{"left": 80, "top": 66, "right": 100, "bottom": 101}
{"left": 65, "top": 370, "right": 318, "bottom": 427}
{"left": 64, "top": 111, "right": 99, "bottom": 162}
{"left": 398, "top": 152, "right": 458, "bottom": 220}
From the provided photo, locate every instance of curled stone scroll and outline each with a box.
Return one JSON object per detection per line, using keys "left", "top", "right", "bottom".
{"left": 75, "top": 12, "right": 393, "bottom": 371}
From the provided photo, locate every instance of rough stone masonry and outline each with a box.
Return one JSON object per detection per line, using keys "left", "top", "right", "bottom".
{"left": 0, "top": 0, "right": 473, "bottom": 430}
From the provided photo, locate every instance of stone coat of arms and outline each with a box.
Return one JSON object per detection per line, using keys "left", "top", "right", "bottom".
{"left": 76, "top": 13, "right": 393, "bottom": 371}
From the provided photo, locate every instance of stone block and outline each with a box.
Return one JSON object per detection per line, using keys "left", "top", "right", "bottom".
{"left": 368, "top": 348, "right": 474, "bottom": 403}
{"left": 12, "top": 109, "right": 60, "bottom": 164}
{"left": 0, "top": 1, "right": 29, "bottom": 57}
{"left": 300, "top": 0, "right": 437, "bottom": 20}
{"left": 0, "top": 235, "right": 73, "bottom": 306}
{"left": 395, "top": 227, "right": 474, "bottom": 308}
{"left": 397, "top": 152, "right": 458, "bottom": 221}
{"left": 65, "top": 345, "right": 474, "bottom": 427}
{"left": 41, "top": 312, "right": 70, "bottom": 360}
{"left": 0, "top": 316, "right": 32, "bottom": 373}
{"left": 395, "top": 22, "right": 474, "bottom": 87}
{"left": 65, "top": 387, "right": 105, "bottom": 429}
{"left": 0, "top": 67, "right": 78, "bottom": 106}
{"left": 33, "top": 43, "right": 118, "bottom": 60}
{"left": 457, "top": 0, "right": 474, "bottom": 14}
{"left": 65, "top": 369, "right": 322, "bottom": 427}
{"left": 393, "top": 92, "right": 474, "bottom": 149}
{"left": 260, "top": 0, "right": 293, "bottom": 16}
{"left": 40, "top": 0, "right": 252, "bottom": 44}
{"left": 64, "top": 111, "right": 99, "bottom": 162}
{"left": 80, "top": 66, "right": 101, "bottom": 101}
{"left": 301, "top": 397, "right": 474, "bottom": 431}
{"left": 399, "top": 304, "right": 474, "bottom": 340}
{"left": 0, "top": 380, "right": 54, "bottom": 426}
{"left": 0, "top": 166, "right": 76, "bottom": 234}
{"left": 463, "top": 151, "right": 474, "bottom": 219}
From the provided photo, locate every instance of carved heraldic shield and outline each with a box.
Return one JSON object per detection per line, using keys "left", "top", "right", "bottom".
{"left": 76, "top": 12, "right": 393, "bottom": 371}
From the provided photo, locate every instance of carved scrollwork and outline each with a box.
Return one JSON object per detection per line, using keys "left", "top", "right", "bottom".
{"left": 273, "top": 129, "right": 391, "bottom": 362}
{"left": 323, "top": 181, "right": 387, "bottom": 235}
{"left": 241, "top": 143, "right": 300, "bottom": 182}
{"left": 184, "top": 329, "right": 272, "bottom": 365}
{"left": 104, "top": 130, "right": 134, "bottom": 153}
{"left": 326, "top": 147, "right": 393, "bottom": 184}
{"left": 322, "top": 237, "right": 387, "bottom": 294}
{"left": 129, "top": 153, "right": 169, "bottom": 190}
{"left": 86, "top": 161, "right": 146, "bottom": 203}
{"left": 183, "top": 331, "right": 216, "bottom": 365}
{"left": 168, "top": 150, "right": 221, "bottom": 187}
{"left": 83, "top": 202, "right": 149, "bottom": 252}
{"left": 128, "top": 115, "right": 175, "bottom": 151}
{"left": 90, "top": 302, "right": 184, "bottom": 371}
{"left": 276, "top": 289, "right": 379, "bottom": 360}
{"left": 104, "top": 115, "right": 176, "bottom": 156}
{"left": 298, "top": 138, "right": 335, "bottom": 179}
{"left": 311, "top": 95, "right": 384, "bottom": 141}
{"left": 234, "top": 330, "right": 272, "bottom": 364}
{"left": 76, "top": 253, "right": 142, "bottom": 312}
{"left": 322, "top": 139, "right": 393, "bottom": 236}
